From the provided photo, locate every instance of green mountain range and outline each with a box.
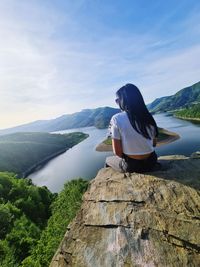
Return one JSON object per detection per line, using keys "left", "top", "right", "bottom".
{"left": 147, "top": 81, "right": 200, "bottom": 113}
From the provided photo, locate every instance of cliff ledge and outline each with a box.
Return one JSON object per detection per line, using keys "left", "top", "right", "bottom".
{"left": 50, "top": 152, "right": 200, "bottom": 267}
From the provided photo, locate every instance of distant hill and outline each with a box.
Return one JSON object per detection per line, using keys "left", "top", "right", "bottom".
{"left": 0, "top": 107, "right": 120, "bottom": 135}
{"left": 147, "top": 81, "right": 200, "bottom": 113}
{"left": 0, "top": 132, "right": 88, "bottom": 177}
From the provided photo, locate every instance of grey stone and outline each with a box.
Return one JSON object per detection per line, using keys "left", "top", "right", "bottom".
{"left": 50, "top": 153, "right": 200, "bottom": 267}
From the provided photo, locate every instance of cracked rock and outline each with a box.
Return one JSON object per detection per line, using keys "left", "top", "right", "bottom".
{"left": 50, "top": 154, "right": 200, "bottom": 267}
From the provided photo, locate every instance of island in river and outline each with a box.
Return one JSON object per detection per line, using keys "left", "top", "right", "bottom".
{"left": 0, "top": 131, "right": 89, "bottom": 178}
{"left": 96, "top": 127, "right": 180, "bottom": 152}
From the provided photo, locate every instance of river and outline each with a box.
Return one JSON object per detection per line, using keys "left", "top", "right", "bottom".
{"left": 28, "top": 113, "right": 200, "bottom": 192}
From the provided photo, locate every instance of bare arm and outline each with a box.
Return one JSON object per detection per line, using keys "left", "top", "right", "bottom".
{"left": 112, "top": 138, "right": 123, "bottom": 157}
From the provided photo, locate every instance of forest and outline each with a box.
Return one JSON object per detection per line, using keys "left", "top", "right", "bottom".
{"left": 175, "top": 103, "right": 200, "bottom": 120}
{"left": 0, "top": 171, "right": 89, "bottom": 267}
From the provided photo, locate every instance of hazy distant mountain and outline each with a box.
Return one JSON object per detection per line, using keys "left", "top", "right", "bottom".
{"left": 147, "top": 81, "right": 200, "bottom": 113}
{"left": 1, "top": 81, "right": 199, "bottom": 136}
{"left": 0, "top": 107, "right": 120, "bottom": 135}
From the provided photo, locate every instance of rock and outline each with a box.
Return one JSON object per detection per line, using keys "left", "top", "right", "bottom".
{"left": 50, "top": 154, "right": 200, "bottom": 267}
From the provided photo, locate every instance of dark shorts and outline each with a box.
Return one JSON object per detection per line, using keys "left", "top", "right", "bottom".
{"left": 122, "top": 151, "right": 158, "bottom": 173}
{"left": 105, "top": 151, "right": 158, "bottom": 173}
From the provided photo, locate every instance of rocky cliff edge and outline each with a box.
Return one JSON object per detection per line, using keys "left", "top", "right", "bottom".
{"left": 50, "top": 152, "right": 200, "bottom": 267}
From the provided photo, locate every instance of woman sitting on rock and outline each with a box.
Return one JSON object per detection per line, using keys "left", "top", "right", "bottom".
{"left": 105, "top": 83, "right": 159, "bottom": 173}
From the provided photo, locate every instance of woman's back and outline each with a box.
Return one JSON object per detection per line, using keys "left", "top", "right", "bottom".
{"left": 105, "top": 83, "right": 158, "bottom": 173}
{"left": 109, "top": 111, "right": 156, "bottom": 155}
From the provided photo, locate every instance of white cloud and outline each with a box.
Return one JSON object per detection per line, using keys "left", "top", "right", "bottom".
{"left": 0, "top": 1, "right": 200, "bottom": 129}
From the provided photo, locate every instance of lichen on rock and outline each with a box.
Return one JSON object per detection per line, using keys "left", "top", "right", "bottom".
{"left": 50, "top": 153, "right": 200, "bottom": 267}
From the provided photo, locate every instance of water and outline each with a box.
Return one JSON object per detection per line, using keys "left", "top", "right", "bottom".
{"left": 154, "top": 114, "right": 200, "bottom": 156}
{"left": 28, "top": 126, "right": 113, "bottom": 192}
{"left": 28, "top": 114, "right": 200, "bottom": 192}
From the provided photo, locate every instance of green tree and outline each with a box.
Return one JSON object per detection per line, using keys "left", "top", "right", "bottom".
{"left": 0, "top": 171, "right": 55, "bottom": 266}
{"left": 22, "top": 178, "right": 89, "bottom": 267}
{"left": 0, "top": 239, "right": 17, "bottom": 267}
{"left": 6, "top": 215, "right": 41, "bottom": 262}
{"left": 0, "top": 202, "right": 20, "bottom": 238}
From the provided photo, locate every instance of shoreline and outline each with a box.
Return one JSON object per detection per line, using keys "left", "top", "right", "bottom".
{"left": 22, "top": 148, "right": 67, "bottom": 178}
{"left": 156, "top": 128, "right": 180, "bottom": 147}
{"left": 95, "top": 128, "right": 180, "bottom": 152}
{"left": 173, "top": 115, "right": 200, "bottom": 122}
{"left": 23, "top": 133, "right": 89, "bottom": 178}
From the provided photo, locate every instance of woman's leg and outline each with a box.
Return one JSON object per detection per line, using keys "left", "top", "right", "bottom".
{"left": 105, "top": 156, "right": 127, "bottom": 173}
{"left": 105, "top": 151, "right": 158, "bottom": 174}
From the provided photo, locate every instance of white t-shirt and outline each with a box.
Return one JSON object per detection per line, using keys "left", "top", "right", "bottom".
{"left": 108, "top": 111, "right": 156, "bottom": 155}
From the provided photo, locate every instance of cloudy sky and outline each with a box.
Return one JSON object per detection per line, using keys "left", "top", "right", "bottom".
{"left": 0, "top": 0, "right": 200, "bottom": 129}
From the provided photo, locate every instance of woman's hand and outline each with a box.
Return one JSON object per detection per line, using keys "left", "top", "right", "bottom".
{"left": 112, "top": 138, "right": 123, "bottom": 157}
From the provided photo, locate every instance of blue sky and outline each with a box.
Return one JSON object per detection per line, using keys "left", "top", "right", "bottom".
{"left": 0, "top": 0, "right": 200, "bottom": 128}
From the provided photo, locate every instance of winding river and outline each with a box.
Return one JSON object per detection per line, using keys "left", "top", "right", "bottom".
{"left": 28, "top": 113, "right": 200, "bottom": 192}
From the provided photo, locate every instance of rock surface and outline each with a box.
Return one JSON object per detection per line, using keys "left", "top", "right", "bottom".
{"left": 50, "top": 154, "right": 200, "bottom": 267}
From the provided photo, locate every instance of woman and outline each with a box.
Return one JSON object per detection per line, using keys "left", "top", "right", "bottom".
{"left": 105, "top": 83, "right": 159, "bottom": 173}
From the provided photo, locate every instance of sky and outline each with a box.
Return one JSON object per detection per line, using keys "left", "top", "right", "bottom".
{"left": 0, "top": 0, "right": 200, "bottom": 129}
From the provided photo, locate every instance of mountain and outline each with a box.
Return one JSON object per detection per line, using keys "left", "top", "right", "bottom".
{"left": 0, "top": 107, "right": 120, "bottom": 135}
{"left": 50, "top": 153, "right": 200, "bottom": 266}
{"left": 1, "top": 81, "right": 200, "bottom": 136}
{"left": 147, "top": 81, "right": 200, "bottom": 113}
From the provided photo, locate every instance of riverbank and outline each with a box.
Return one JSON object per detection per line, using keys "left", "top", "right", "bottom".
{"left": 22, "top": 148, "right": 67, "bottom": 178}
{"left": 155, "top": 127, "right": 180, "bottom": 147}
{"left": 0, "top": 132, "right": 89, "bottom": 178}
{"left": 96, "top": 127, "right": 180, "bottom": 152}
{"left": 23, "top": 133, "right": 89, "bottom": 178}
{"left": 173, "top": 115, "right": 200, "bottom": 122}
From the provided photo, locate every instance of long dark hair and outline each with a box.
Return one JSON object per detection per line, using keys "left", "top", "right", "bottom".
{"left": 116, "top": 83, "right": 158, "bottom": 139}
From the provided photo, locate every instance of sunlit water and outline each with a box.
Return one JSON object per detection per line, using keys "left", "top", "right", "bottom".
{"left": 28, "top": 113, "right": 200, "bottom": 192}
